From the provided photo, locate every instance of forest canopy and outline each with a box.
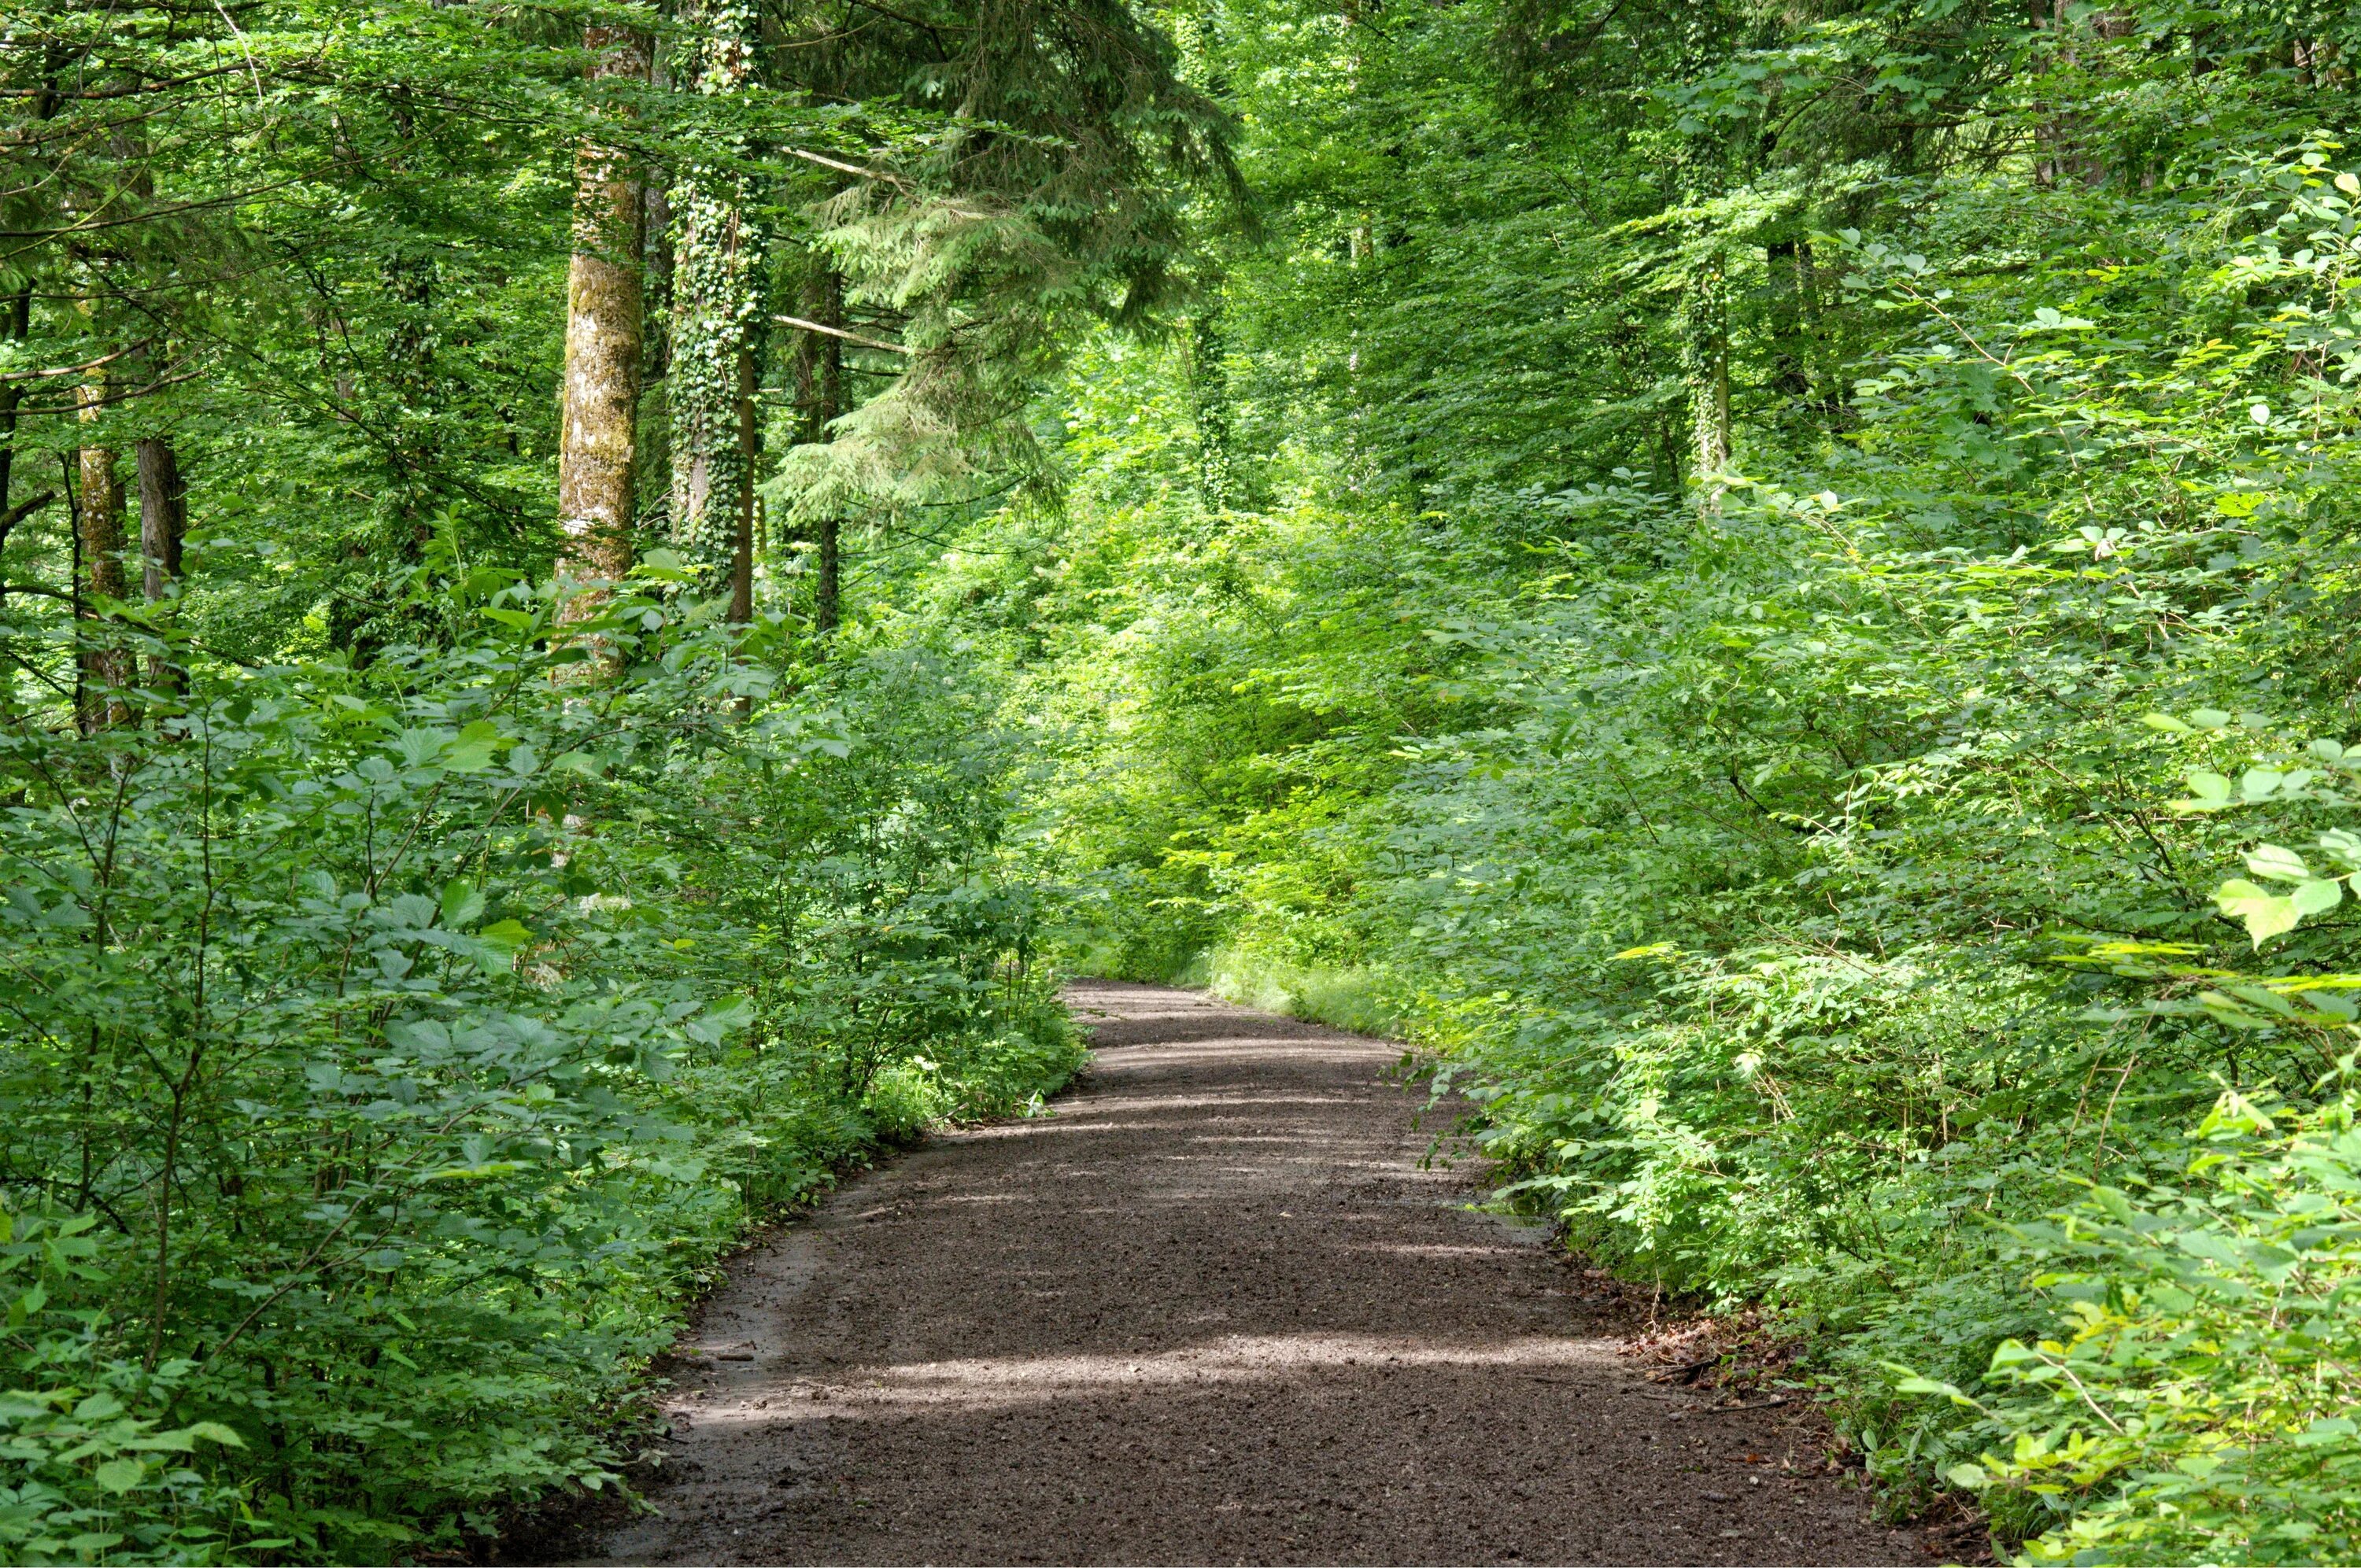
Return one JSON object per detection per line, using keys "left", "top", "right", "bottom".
{"left": 6, "top": 0, "right": 2361, "bottom": 1559}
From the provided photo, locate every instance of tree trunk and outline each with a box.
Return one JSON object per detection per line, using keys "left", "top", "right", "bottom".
{"left": 0, "top": 283, "right": 35, "bottom": 605}
{"left": 137, "top": 437, "right": 186, "bottom": 692}
{"left": 794, "top": 266, "right": 845, "bottom": 633}
{"left": 137, "top": 437, "right": 184, "bottom": 601}
{"left": 1763, "top": 239, "right": 1812, "bottom": 404}
{"left": 0, "top": 283, "right": 28, "bottom": 532}
{"left": 1190, "top": 301, "right": 1232, "bottom": 509}
{"left": 1686, "top": 251, "right": 1731, "bottom": 508}
{"left": 556, "top": 24, "right": 652, "bottom": 615}
{"left": 1790, "top": 236, "right": 1847, "bottom": 434}
{"left": 668, "top": 0, "right": 763, "bottom": 585}
{"left": 77, "top": 382, "right": 131, "bottom": 732}
{"left": 728, "top": 345, "right": 756, "bottom": 625}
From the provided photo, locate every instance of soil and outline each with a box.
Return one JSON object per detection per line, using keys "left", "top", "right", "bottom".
{"left": 591, "top": 981, "right": 1923, "bottom": 1566}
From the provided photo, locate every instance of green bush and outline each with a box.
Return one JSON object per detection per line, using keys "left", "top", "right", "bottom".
{"left": 0, "top": 566, "right": 1075, "bottom": 1561}
{"left": 1908, "top": 1087, "right": 2361, "bottom": 1563}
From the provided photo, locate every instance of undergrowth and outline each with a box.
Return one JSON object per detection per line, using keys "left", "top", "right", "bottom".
{"left": 1003, "top": 117, "right": 2361, "bottom": 1567}
{"left": 0, "top": 567, "right": 1077, "bottom": 1563}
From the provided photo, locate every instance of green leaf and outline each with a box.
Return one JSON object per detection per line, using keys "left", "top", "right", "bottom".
{"left": 442, "top": 739, "right": 497, "bottom": 773}
{"left": 2246, "top": 843, "right": 2312, "bottom": 882}
{"left": 93, "top": 1457, "right": 144, "bottom": 1495}
{"left": 633, "top": 548, "right": 696, "bottom": 582}
{"left": 2175, "top": 769, "right": 2234, "bottom": 811}
{"left": 2215, "top": 878, "right": 2301, "bottom": 945}
{"left": 473, "top": 919, "right": 534, "bottom": 974}
{"left": 477, "top": 918, "right": 531, "bottom": 951}
{"left": 440, "top": 880, "right": 486, "bottom": 928}
{"left": 2293, "top": 877, "right": 2343, "bottom": 917}
{"left": 394, "top": 729, "right": 452, "bottom": 769}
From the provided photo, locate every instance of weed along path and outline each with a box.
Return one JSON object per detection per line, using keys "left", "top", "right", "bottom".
{"left": 594, "top": 982, "right": 1919, "bottom": 1566}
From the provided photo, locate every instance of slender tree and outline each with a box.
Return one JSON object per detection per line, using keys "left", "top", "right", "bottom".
{"left": 1684, "top": 251, "right": 1731, "bottom": 506}
{"left": 75, "top": 375, "right": 130, "bottom": 730}
{"left": 135, "top": 434, "right": 183, "bottom": 691}
{"left": 789, "top": 264, "right": 846, "bottom": 632}
{"left": 556, "top": 24, "right": 653, "bottom": 617}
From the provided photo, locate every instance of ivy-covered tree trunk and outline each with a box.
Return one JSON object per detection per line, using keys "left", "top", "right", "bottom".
{"left": 1684, "top": 251, "right": 1731, "bottom": 507}
{"left": 668, "top": 0, "right": 763, "bottom": 587}
{"left": 556, "top": 24, "right": 652, "bottom": 614}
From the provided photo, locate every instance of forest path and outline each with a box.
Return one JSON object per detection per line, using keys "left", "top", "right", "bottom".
{"left": 595, "top": 980, "right": 1918, "bottom": 1566}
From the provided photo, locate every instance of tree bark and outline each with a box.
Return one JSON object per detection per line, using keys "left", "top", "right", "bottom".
{"left": 794, "top": 266, "right": 845, "bottom": 633}
{"left": 556, "top": 24, "right": 652, "bottom": 615}
{"left": 728, "top": 345, "right": 756, "bottom": 625}
{"left": 77, "top": 380, "right": 131, "bottom": 731}
{"left": 137, "top": 436, "right": 185, "bottom": 692}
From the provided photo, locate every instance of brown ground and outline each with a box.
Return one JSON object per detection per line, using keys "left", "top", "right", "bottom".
{"left": 594, "top": 981, "right": 1920, "bottom": 1566}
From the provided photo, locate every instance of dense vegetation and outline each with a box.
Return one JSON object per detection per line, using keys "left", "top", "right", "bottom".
{"left": 9, "top": 0, "right": 2361, "bottom": 1559}
{"left": 978, "top": 7, "right": 2361, "bottom": 1562}
{"left": 0, "top": 2, "right": 1140, "bottom": 1556}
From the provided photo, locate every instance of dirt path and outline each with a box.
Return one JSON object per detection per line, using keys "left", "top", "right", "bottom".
{"left": 597, "top": 981, "right": 1919, "bottom": 1566}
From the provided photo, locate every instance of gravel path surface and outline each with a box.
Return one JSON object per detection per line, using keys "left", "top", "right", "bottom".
{"left": 596, "top": 980, "right": 1919, "bottom": 1565}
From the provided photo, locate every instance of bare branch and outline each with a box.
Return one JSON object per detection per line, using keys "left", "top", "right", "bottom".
{"left": 774, "top": 312, "right": 911, "bottom": 355}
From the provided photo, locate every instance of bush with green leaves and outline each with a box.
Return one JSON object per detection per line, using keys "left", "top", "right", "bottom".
{"left": 0, "top": 562, "right": 1073, "bottom": 1561}
{"left": 1901, "top": 1087, "right": 2361, "bottom": 1563}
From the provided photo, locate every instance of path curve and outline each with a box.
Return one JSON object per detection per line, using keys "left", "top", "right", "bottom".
{"left": 597, "top": 981, "right": 1918, "bottom": 1565}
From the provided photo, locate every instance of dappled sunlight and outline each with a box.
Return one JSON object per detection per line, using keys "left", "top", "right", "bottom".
{"left": 623, "top": 983, "right": 1916, "bottom": 1566}
{"left": 678, "top": 1330, "right": 1628, "bottom": 1430}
